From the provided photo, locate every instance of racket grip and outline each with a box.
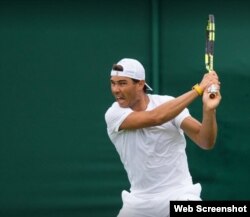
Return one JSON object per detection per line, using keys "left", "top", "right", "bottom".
{"left": 208, "top": 84, "right": 217, "bottom": 99}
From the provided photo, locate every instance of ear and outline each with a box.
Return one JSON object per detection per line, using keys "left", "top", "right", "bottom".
{"left": 138, "top": 80, "right": 145, "bottom": 90}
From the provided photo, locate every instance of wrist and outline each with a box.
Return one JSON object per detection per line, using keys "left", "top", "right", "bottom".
{"left": 192, "top": 84, "right": 203, "bottom": 96}
{"left": 203, "top": 105, "right": 216, "bottom": 114}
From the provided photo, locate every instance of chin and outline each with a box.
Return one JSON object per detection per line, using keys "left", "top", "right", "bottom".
{"left": 118, "top": 102, "right": 129, "bottom": 108}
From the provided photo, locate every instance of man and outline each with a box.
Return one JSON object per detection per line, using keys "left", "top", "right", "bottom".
{"left": 105, "top": 58, "right": 221, "bottom": 217}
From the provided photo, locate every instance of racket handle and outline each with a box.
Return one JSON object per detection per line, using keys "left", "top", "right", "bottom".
{"left": 209, "top": 93, "right": 216, "bottom": 99}
{"left": 208, "top": 84, "right": 217, "bottom": 99}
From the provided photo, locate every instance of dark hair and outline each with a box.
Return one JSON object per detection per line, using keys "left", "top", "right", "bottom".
{"left": 131, "top": 79, "right": 147, "bottom": 93}
{"left": 112, "top": 64, "right": 123, "bottom": 71}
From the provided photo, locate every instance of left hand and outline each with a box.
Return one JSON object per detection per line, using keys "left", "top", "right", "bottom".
{"left": 202, "top": 71, "right": 222, "bottom": 110}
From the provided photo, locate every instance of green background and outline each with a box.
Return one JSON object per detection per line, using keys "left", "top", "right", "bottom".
{"left": 0, "top": 0, "right": 249, "bottom": 216}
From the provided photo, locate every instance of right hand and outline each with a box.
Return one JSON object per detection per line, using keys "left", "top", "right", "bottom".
{"left": 199, "top": 71, "right": 220, "bottom": 91}
{"left": 200, "top": 71, "right": 221, "bottom": 110}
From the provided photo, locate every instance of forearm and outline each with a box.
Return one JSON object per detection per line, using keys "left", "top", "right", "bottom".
{"left": 198, "top": 108, "right": 218, "bottom": 149}
{"left": 119, "top": 89, "right": 200, "bottom": 130}
{"left": 149, "top": 89, "right": 199, "bottom": 125}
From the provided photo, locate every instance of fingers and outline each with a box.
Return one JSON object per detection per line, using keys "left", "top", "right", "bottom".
{"left": 202, "top": 71, "right": 222, "bottom": 100}
{"left": 208, "top": 71, "right": 220, "bottom": 88}
{"left": 200, "top": 71, "right": 220, "bottom": 90}
{"left": 208, "top": 71, "right": 219, "bottom": 80}
{"left": 209, "top": 70, "right": 218, "bottom": 77}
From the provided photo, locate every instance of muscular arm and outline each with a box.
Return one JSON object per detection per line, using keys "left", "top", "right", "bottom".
{"left": 181, "top": 76, "right": 221, "bottom": 149}
{"left": 119, "top": 71, "right": 221, "bottom": 136}
{"left": 181, "top": 109, "right": 217, "bottom": 150}
{"left": 119, "top": 89, "right": 199, "bottom": 130}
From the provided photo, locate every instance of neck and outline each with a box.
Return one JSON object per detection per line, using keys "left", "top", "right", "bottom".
{"left": 131, "top": 93, "right": 149, "bottom": 111}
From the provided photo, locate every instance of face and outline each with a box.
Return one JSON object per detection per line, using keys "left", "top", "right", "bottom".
{"left": 110, "top": 76, "right": 144, "bottom": 108}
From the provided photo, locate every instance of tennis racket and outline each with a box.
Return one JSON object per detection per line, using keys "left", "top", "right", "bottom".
{"left": 205, "top": 14, "right": 217, "bottom": 99}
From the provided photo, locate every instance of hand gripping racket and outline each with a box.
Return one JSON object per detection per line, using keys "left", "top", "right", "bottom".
{"left": 205, "top": 14, "right": 217, "bottom": 99}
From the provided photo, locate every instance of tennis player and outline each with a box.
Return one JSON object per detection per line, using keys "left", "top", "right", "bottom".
{"left": 105, "top": 58, "right": 221, "bottom": 217}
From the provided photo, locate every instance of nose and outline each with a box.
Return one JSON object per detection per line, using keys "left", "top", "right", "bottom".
{"left": 112, "top": 84, "right": 120, "bottom": 93}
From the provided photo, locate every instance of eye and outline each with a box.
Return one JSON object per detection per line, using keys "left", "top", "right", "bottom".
{"left": 119, "top": 81, "right": 127, "bottom": 86}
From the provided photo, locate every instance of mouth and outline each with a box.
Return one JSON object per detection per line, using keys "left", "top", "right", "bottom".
{"left": 116, "top": 96, "right": 124, "bottom": 101}
{"left": 116, "top": 96, "right": 126, "bottom": 105}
